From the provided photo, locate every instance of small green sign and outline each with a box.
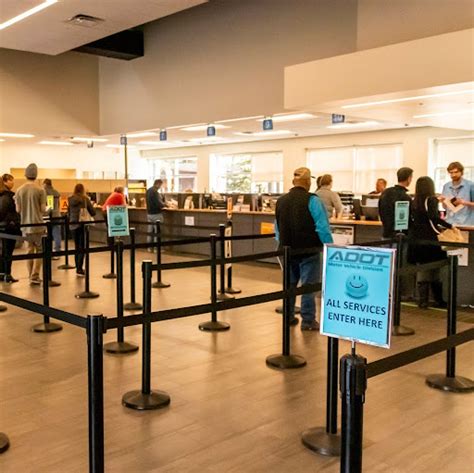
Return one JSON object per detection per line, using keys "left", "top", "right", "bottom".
{"left": 107, "top": 205, "right": 129, "bottom": 237}
{"left": 394, "top": 201, "right": 410, "bottom": 231}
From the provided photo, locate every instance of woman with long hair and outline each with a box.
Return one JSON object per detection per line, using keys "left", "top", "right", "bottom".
{"left": 407, "top": 176, "right": 452, "bottom": 308}
{"left": 0, "top": 174, "right": 21, "bottom": 282}
{"left": 315, "top": 174, "right": 343, "bottom": 219}
{"left": 68, "top": 183, "right": 96, "bottom": 276}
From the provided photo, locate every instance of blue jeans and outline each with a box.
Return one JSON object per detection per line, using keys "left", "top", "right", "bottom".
{"left": 147, "top": 213, "right": 163, "bottom": 245}
{"left": 52, "top": 224, "right": 61, "bottom": 252}
{"left": 289, "top": 254, "right": 321, "bottom": 323}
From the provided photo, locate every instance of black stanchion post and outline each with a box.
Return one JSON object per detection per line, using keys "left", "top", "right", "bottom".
{"left": 104, "top": 240, "right": 139, "bottom": 354}
{"left": 102, "top": 231, "right": 117, "bottom": 279}
{"left": 46, "top": 221, "right": 61, "bottom": 287}
{"left": 0, "top": 238, "right": 7, "bottom": 312}
{"left": 58, "top": 214, "right": 74, "bottom": 270}
{"left": 266, "top": 246, "right": 306, "bottom": 369}
{"left": 426, "top": 255, "right": 474, "bottom": 392}
{"left": 0, "top": 432, "right": 9, "bottom": 454}
{"left": 224, "top": 220, "right": 241, "bottom": 295}
{"left": 340, "top": 353, "right": 367, "bottom": 473}
{"left": 32, "top": 236, "right": 62, "bottom": 333}
{"left": 152, "top": 221, "right": 170, "bottom": 288}
{"left": 124, "top": 228, "right": 143, "bottom": 311}
{"left": 301, "top": 337, "right": 341, "bottom": 456}
{"left": 122, "top": 260, "right": 170, "bottom": 410}
{"left": 87, "top": 314, "right": 105, "bottom": 473}
{"left": 199, "top": 234, "right": 231, "bottom": 332}
{"left": 391, "top": 234, "right": 414, "bottom": 336}
{"left": 76, "top": 226, "right": 100, "bottom": 299}
{"left": 217, "top": 224, "right": 234, "bottom": 301}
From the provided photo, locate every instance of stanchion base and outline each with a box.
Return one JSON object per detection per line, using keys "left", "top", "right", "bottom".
{"left": 104, "top": 341, "right": 139, "bottom": 354}
{"left": 75, "top": 291, "right": 100, "bottom": 299}
{"left": 124, "top": 302, "right": 143, "bottom": 311}
{"left": 152, "top": 281, "right": 171, "bottom": 288}
{"left": 225, "top": 287, "right": 242, "bottom": 294}
{"left": 426, "top": 374, "right": 474, "bottom": 393}
{"left": 0, "top": 305, "right": 7, "bottom": 313}
{"left": 58, "top": 263, "right": 75, "bottom": 270}
{"left": 0, "top": 433, "right": 10, "bottom": 454}
{"left": 391, "top": 325, "right": 415, "bottom": 336}
{"left": 49, "top": 280, "right": 61, "bottom": 287}
{"left": 301, "top": 427, "right": 340, "bottom": 457}
{"left": 122, "top": 390, "right": 170, "bottom": 410}
{"left": 266, "top": 354, "right": 307, "bottom": 369}
{"left": 199, "top": 320, "right": 231, "bottom": 331}
{"left": 102, "top": 273, "right": 117, "bottom": 279}
{"left": 32, "top": 322, "right": 63, "bottom": 333}
{"left": 275, "top": 306, "right": 301, "bottom": 314}
{"left": 217, "top": 291, "right": 234, "bottom": 301}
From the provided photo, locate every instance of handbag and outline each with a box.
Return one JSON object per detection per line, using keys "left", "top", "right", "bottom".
{"left": 79, "top": 202, "right": 94, "bottom": 223}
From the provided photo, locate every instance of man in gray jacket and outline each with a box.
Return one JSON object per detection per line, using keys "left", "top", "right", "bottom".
{"left": 43, "top": 178, "right": 61, "bottom": 258}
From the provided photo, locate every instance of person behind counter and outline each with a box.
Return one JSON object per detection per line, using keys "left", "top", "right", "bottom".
{"left": 315, "top": 174, "right": 343, "bottom": 219}
{"left": 369, "top": 178, "right": 387, "bottom": 195}
{"left": 146, "top": 179, "right": 167, "bottom": 251}
{"left": 68, "top": 184, "right": 96, "bottom": 276}
{"left": 440, "top": 161, "right": 474, "bottom": 226}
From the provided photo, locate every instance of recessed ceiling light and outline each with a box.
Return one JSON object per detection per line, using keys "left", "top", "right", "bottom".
{"left": 342, "top": 89, "right": 474, "bottom": 109}
{"left": 72, "top": 137, "right": 108, "bottom": 142}
{"left": 126, "top": 132, "right": 159, "bottom": 138}
{"left": 0, "top": 132, "right": 35, "bottom": 138}
{"left": 234, "top": 130, "right": 294, "bottom": 137}
{"left": 258, "top": 113, "right": 317, "bottom": 122}
{"left": 182, "top": 124, "right": 229, "bottom": 132}
{"left": 327, "top": 121, "right": 379, "bottom": 129}
{"left": 413, "top": 109, "right": 474, "bottom": 118}
{"left": 0, "top": 0, "right": 57, "bottom": 31}
{"left": 39, "top": 141, "right": 74, "bottom": 146}
{"left": 106, "top": 144, "right": 137, "bottom": 149}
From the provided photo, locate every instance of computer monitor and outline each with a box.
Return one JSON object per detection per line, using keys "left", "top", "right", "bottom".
{"left": 352, "top": 198, "right": 361, "bottom": 220}
{"left": 361, "top": 194, "right": 380, "bottom": 207}
{"left": 361, "top": 205, "right": 379, "bottom": 221}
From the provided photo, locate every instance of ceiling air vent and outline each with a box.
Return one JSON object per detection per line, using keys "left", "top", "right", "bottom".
{"left": 66, "top": 14, "right": 104, "bottom": 28}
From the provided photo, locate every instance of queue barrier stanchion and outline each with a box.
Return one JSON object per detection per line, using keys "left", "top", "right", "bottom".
{"left": 87, "top": 314, "right": 105, "bottom": 473}
{"left": 266, "top": 246, "right": 306, "bottom": 369}
{"left": 32, "top": 235, "right": 62, "bottom": 333}
{"left": 0, "top": 237, "right": 9, "bottom": 311}
{"left": 217, "top": 224, "right": 234, "bottom": 301}
{"left": 426, "top": 255, "right": 474, "bottom": 392}
{"left": 152, "top": 221, "right": 170, "bottom": 289}
{"left": 224, "top": 221, "right": 241, "bottom": 295}
{"left": 58, "top": 214, "right": 75, "bottom": 270}
{"left": 122, "top": 260, "right": 170, "bottom": 410}
{"left": 392, "top": 234, "right": 414, "bottom": 336}
{"left": 301, "top": 337, "right": 341, "bottom": 456}
{"left": 102, "top": 229, "right": 117, "bottom": 279}
{"left": 340, "top": 352, "right": 367, "bottom": 473}
{"left": 76, "top": 226, "right": 100, "bottom": 299}
{"left": 275, "top": 249, "right": 300, "bottom": 315}
{"left": 46, "top": 221, "right": 61, "bottom": 287}
{"left": 104, "top": 240, "right": 139, "bottom": 354}
{"left": 199, "top": 234, "right": 230, "bottom": 332}
{"left": 124, "top": 228, "right": 143, "bottom": 311}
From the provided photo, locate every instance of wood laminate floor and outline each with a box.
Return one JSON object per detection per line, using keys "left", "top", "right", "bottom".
{"left": 0, "top": 249, "right": 473, "bottom": 472}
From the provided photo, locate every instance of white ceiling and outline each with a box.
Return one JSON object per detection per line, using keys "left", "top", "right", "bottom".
{"left": 0, "top": 0, "right": 208, "bottom": 55}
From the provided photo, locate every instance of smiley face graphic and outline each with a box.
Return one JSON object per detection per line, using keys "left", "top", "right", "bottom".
{"left": 345, "top": 274, "right": 369, "bottom": 299}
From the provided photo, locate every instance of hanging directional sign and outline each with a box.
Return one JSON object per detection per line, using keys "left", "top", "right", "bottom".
{"left": 263, "top": 118, "right": 273, "bottom": 130}
{"left": 120, "top": 135, "right": 128, "bottom": 146}
{"left": 207, "top": 125, "right": 216, "bottom": 137}
{"left": 159, "top": 129, "right": 167, "bottom": 141}
{"left": 331, "top": 114, "right": 345, "bottom": 124}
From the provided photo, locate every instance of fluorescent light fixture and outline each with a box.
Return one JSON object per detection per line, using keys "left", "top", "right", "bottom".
{"left": 72, "top": 137, "right": 108, "bottom": 142}
{"left": 126, "top": 132, "right": 158, "bottom": 138}
{"left": 182, "top": 124, "right": 229, "bottom": 132}
{"left": 0, "top": 132, "right": 35, "bottom": 138}
{"left": 106, "top": 144, "right": 137, "bottom": 149}
{"left": 327, "top": 121, "right": 379, "bottom": 130}
{"left": 0, "top": 139, "right": 5, "bottom": 142}
{"left": 138, "top": 141, "right": 169, "bottom": 145}
{"left": 234, "top": 130, "right": 294, "bottom": 137}
{"left": 189, "top": 136, "right": 226, "bottom": 143}
{"left": 413, "top": 109, "right": 474, "bottom": 118}
{"left": 0, "top": 0, "right": 58, "bottom": 31}
{"left": 216, "top": 115, "right": 264, "bottom": 123}
{"left": 258, "top": 113, "right": 316, "bottom": 122}
{"left": 39, "top": 141, "right": 74, "bottom": 146}
{"left": 342, "top": 89, "right": 474, "bottom": 109}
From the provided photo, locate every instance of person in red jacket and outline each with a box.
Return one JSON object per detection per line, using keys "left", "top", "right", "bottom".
{"left": 102, "top": 187, "right": 126, "bottom": 211}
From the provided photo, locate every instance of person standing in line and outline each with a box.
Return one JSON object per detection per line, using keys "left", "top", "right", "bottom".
{"left": 146, "top": 179, "right": 167, "bottom": 252}
{"left": 68, "top": 183, "right": 96, "bottom": 276}
{"left": 369, "top": 178, "right": 387, "bottom": 195}
{"left": 43, "top": 178, "right": 62, "bottom": 259}
{"left": 315, "top": 174, "right": 343, "bottom": 219}
{"left": 0, "top": 174, "right": 21, "bottom": 283}
{"left": 15, "top": 163, "right": 46, "bottom": 285}
{"left": 441, "top": 161, "right": 474, "bottom": 226}
{"left": 275, "top": 167, "right": 333, "bottom": 331}
{"left": 102, "top": 186, "right": 127, "bottom": 211}
{"left": 378, "top": 167, "right": 413, "bottom": 238}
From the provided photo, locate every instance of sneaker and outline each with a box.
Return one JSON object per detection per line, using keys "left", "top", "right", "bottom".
{"left": 4, "top": 275, "right": 18, "bottom": 283}
{"left": 76, "top": 269, "right": 85, "bottom": 276}
{"left": 30, "top": 278, "right": 42, "bottom": 286}
{"left": 301, "top": 320, "right": 320, "bottom": 331}
{"left": 289, "top": 317, "right": 299, "bottom": 326}
{"left": 52, "top": 256, "right": 60, "bottom": 261}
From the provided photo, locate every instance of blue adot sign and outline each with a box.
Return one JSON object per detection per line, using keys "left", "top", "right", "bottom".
{"left": 107, "top": 205, "right": 130, "bottom": 237}
{"left": 331, "top": 114, "right": 345, "bottom": 124}
{"left": 394, "top": 201, "right": 410, "bottom": 231}
{"left": 159, "top": 129, "right": 167, "bottom": 141}
{"left": 320, "top": 245, "right": 395, "bottom": 348}
{"left": 207, "top": 125, "right": 216, "bottom": 137}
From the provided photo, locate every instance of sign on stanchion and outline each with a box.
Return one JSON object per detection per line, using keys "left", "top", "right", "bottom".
{"left": 107, "top": 206, "right": 129, "bottom": 238}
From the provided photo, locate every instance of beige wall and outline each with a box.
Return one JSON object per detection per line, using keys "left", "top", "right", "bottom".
{"left": 0, "top": 49, "right": 99, "bottom": 136}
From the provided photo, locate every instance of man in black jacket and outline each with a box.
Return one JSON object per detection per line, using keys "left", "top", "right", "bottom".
{"left": 146, "top": 179, "right": 167, "bottom": 251}
{"left": 379, "top": 167, "right": 413, "bottom": 238}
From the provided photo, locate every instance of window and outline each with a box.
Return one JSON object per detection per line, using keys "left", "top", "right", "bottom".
{"left": 210, "top": 152, "right": 283, "bottom": 193}
{"left": 307, "top": 144, "right": 403, "bottom": 194}
{"left": 148, "top": 156, "right": 197, "bottom": 192}
{"left": 431, "top": 138, "right": 474, "bottom": 192}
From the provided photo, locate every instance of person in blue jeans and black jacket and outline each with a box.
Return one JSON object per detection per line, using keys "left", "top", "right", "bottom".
{"left": 275, "top": 167, "right": 333, "bottom": 331}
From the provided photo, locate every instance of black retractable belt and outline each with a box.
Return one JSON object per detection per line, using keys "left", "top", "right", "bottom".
{"left": 76, "top": 226, "right": 100, "bottom": 299}
{"left": 152, "top": 221, "right": 170, "bottom": 288}
{"left": 266, "top": 246, "right": 306, "bottom": 369}
{"left": 124, "top": 228, "right": 143, "bottom": 311}
{"left": 199, "top": 234, "right": 231, "bottom": 331}
{"left": 58, "top": 214, "right": 74, "bottom": 270}
{"left": 217, "top": 224, "right": 234, "bottom": 301}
